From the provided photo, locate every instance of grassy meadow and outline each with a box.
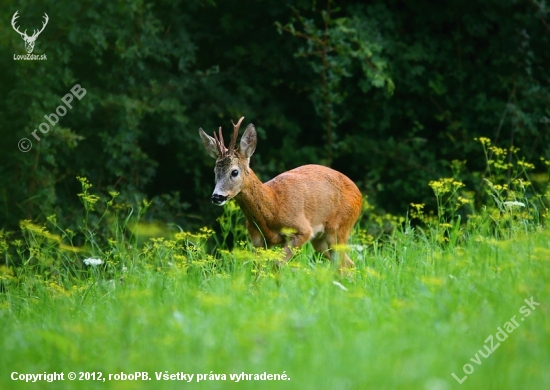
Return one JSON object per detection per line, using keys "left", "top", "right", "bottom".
{"left": 1, "top": 142, "right": 550, "bottom": 390}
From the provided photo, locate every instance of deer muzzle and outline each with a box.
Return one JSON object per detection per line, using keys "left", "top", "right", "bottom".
{"left": 211, "top": 193, "right": 228, "bottom": 206}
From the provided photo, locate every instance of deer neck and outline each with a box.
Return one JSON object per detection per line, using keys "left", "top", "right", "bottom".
{"left": 234, "top": 169, "right": 277, "bottom": 226}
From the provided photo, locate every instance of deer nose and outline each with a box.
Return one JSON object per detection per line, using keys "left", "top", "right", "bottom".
{"left": 212, "top": 194, "right": 228, "bottom": 205}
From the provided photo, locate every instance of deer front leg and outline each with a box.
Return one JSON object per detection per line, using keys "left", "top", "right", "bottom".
{"left": 281, "top": 225, "right": 312, "bottom": 262}
{"left": 246, "top": 220, "right": 269, "bottom": 249}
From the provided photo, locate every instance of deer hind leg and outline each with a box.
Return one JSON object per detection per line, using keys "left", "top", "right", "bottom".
{"left": 325, "top": 228, "right": 355, "bottom": 270}
{"left": 311, "top": 235, "right": 331, "bottom": 261}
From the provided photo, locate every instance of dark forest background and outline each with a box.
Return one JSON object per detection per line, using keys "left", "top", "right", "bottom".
{"left": 1, "top": 0, "right": 549, "bottom": 231}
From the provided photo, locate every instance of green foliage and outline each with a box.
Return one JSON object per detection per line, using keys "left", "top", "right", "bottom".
{"left": 1, "top": 0, "right": 201, "bottom": 229}
{"left": 1, "top": 0, "right": 550, "bottom": 231}
{"left": 276, "top": 1, "right": 394, "bottom": 164}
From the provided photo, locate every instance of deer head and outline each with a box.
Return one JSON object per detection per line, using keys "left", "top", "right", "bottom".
{"left": 199, "top": 117, "right": 257, "bottom": 205}
{"left": 11, "top": 11, "right": 49, "bottom": 54}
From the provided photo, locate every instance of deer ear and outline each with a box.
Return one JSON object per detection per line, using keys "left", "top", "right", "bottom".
{"left": 199, "top": 128, "right": 219, "bottom": 159}
{"left": 239, "top": 124, "right": 257, "bottom": 158}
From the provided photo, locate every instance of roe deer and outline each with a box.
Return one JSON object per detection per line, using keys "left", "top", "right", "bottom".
{"left": 199, "top": 117, "right": 362, "bottom": 269}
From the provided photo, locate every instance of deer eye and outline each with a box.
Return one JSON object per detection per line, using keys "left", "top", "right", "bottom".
{"left": 231, "top": 169, "right": 239, "bottom": 177}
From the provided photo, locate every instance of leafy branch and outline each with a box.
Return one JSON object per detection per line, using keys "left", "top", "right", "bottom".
{"left": 276, "top": 0, "right": 394, "bottom": 165}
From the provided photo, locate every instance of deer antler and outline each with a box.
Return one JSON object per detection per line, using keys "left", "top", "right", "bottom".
{"left": 11, "top": 11, "right": 26, "bottom": 38}
{"left": 213, "top": 126, "right": 228, "bottom": 157}
{"left": 31, "top": 13, "right": 49, "bottom": 39}
{"left": 212, "top": 117, "right": 245, "bottom": 158}
{"left": 228, "top": 116, "right": 245, "bottom": 153}
{"left": 11, "top": 11, "right": 48, "bottom": 39}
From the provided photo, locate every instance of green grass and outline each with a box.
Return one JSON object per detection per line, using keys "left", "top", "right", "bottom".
{"left": 1, "top": 209, "right": 549, "bottom": 389}
{"left": 1, "top": 156, "right": 550, "bottom": 389}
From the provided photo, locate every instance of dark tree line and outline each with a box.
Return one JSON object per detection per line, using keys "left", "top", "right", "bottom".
{"left": 1, "top": 0, "right": 549, "bottom": 231}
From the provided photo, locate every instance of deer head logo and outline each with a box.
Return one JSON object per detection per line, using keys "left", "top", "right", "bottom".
{"left": 11, "top": 11, "right": 49, "bottom": 54}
